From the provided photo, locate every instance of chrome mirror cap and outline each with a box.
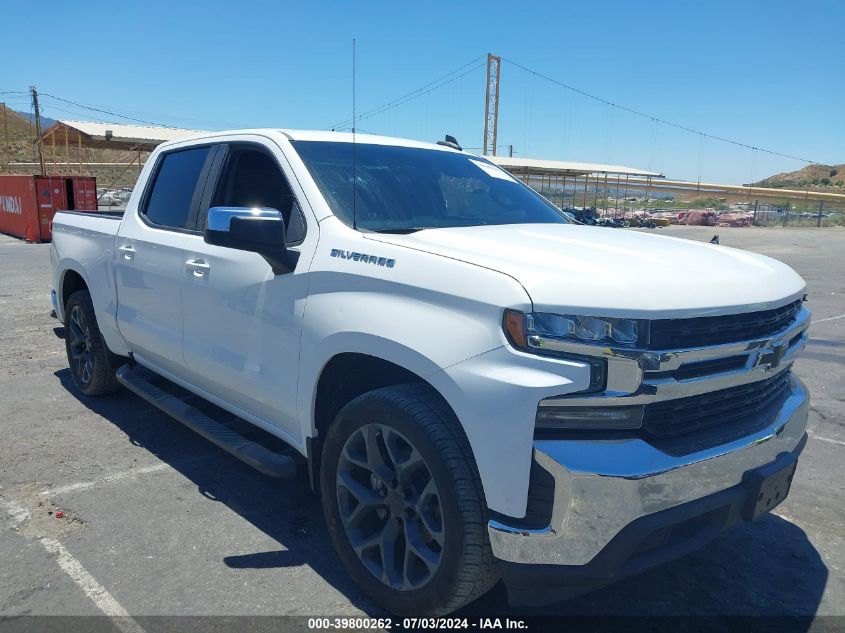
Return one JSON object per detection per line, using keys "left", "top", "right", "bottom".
{"left": 207, "top": 206, "right": 282, "bottom": 232}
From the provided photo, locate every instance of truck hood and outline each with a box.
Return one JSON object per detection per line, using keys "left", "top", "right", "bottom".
{"left": 365, "top": 224, "right": 806, "bottom": 318}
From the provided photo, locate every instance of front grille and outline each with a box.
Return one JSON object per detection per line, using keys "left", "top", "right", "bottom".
{"left": 643, "top": 370, "right": 792, "bottom": 439}
{"left": 648, "top": 300, "right": 802, "bottom": 350}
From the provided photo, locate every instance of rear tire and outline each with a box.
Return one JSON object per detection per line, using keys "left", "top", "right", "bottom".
{"left": 64, "top": 290, "right": 121, "bottom": 395}
{"left": 320, "top": 383, "right": 499, "bottom": 615}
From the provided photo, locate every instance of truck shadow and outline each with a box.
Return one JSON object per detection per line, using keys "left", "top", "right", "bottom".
{"left": 468, "top": 518, "right": 828, "bottom": 624}
{"left": 56, "top": 369, "right": 828, "bottom": 623}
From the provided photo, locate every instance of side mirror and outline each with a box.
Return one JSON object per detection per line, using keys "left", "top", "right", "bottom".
{"left": 204, "top": 207, "right": 296, "bottom": 274}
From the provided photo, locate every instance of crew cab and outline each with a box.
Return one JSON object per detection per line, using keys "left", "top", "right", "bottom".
{"left": 50, "top": 129, "right": 810, "bottom": 614}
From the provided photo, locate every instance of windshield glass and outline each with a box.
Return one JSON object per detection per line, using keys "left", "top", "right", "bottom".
{"left": 291, "top": 141, "right": 569, "bottom": 232}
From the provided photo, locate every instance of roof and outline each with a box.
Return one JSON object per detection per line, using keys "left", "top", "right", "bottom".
{"left": 279, "top": 129, "right": 463, "bottom": 152}
{"left": 488, "top": 155, "right": 663, "bottom": 178}
{"left": 41, "top": 120, "right": 207, "bottom": 151}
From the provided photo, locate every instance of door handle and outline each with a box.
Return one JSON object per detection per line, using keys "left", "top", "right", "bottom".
{"left": 185, "top": 258, "right": 210, "bottom": 277}
{"left": 118, "top": 244, "right": 135, "bottom": 261}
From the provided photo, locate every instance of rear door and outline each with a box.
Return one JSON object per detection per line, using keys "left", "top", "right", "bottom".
{"left": 115, "top": 144, "right": 215, "bottom": 376}
{"left": 179, "top": 140, "right": 310, "bottom": 441}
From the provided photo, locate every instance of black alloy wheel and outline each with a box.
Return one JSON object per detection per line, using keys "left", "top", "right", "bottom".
{"left": 336, "top": 423, "right": 444, "bottom": 590}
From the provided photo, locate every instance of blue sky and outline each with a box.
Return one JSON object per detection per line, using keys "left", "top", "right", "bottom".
{"left": 2, "top": 0, "right": 843, "bottom": 183}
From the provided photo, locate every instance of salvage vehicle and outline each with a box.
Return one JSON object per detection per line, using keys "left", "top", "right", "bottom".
{"left": 50, "top": 129, "right": 810, "bottom": 614}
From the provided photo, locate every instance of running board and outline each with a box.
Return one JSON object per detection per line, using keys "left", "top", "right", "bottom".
{"left": 116, "top": 365, "right": 297, "bottom": 479}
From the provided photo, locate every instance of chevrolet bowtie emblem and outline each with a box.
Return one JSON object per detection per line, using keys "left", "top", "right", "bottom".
{"left": 756, "top": 341, "right": 787, "bottom": 371}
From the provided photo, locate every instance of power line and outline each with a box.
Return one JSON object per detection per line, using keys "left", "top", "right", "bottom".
{"left": 33, "top": 102, "right": 128, "bottom": 122}
{"left": 329, "top": 59, "right": 485, "bottom": 130}
{"left": 503, "top": 57, "right": 817, "bottom": 165}
{"left": 38, "top": 92, "right": 174, "bottom": 127}
{"left": 32, "top": 101, "right": 187, "bottom": 131}
{"left": 19, "top": 91, "right": 244, "bottom": 130}
{"left": 38, "top": 94, "right": 242, "bottom": 129}
{"left": 328, "top": 56, "right": 486, "bottom": 130}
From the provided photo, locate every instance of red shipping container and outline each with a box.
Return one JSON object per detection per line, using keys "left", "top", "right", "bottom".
{"left": 72, "top": 177, "right": 98, "bottom": 212}
{"left": 0, "top": 175, "right": 98, "bottom": 243}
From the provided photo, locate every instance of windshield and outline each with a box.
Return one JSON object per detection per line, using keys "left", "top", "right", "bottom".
{"left": 291, "top": 141, "right": 570, "bottom": 232}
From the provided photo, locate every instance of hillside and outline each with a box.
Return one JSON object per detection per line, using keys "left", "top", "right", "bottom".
{"left": 753, "top": 162, "right": 845, "bottom": 193}
{"left": 13, "top": 110, "right": 57, "bottom": 129}
{"left": 1, "top": 103, "right": 38, "bottom": 163}
{"left": 1, "top": 105, "right": 143, "bottom": 188}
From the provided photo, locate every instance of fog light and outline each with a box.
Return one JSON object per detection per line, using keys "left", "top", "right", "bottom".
{"left": 535, "top": 405, "right": 644, "bottom": 430}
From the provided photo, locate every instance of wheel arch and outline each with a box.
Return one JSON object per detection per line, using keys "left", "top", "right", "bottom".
{"left": 60, "top": 267, "right": 89, "bottom": 313}
{"left": 56, "top": 260, "right": 131, "bottom": 357}
{"left": 307, "top": 350, "right": 478, "bottom": 494}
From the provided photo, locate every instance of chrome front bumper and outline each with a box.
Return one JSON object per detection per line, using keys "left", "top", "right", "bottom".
{"left": 489, "top": 371, "right": 809, "bottom": 567}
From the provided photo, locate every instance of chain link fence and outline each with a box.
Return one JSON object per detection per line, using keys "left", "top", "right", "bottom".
{"left": 524, "top": 176, "right": 845, "bottom": 228}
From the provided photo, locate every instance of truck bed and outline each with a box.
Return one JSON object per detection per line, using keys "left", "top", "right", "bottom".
{"left": 53, "top": 210, "right": 123, "bottom": 238}
{"left": 59, "top": 209, "right": 125, "bottom": 220}
{"left": 51, "top": 210, "right": 122, "bottom": 336}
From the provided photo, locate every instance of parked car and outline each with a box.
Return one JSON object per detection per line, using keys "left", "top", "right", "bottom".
{"left": 97, "top": 191, "right": 123, "bottom": 206}
{"left": 50, "top": 130, "right": 810, "bottom": 615}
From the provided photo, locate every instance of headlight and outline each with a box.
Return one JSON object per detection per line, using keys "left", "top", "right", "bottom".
{"left": 503, "top": 309, "right": 642, "bottom": 349}
{"left": 530, "top": 312, "right": 640, "bottom": 346}
{"left": 503, "top": 309, "right": 615, "bottom": 394}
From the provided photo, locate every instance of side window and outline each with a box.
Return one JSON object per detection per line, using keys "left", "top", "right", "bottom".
{"left": 208, "top": 145, "right": 306, "bottom": 243}
{"left": 143, "top": 146, "right": 210, "bottom": 229}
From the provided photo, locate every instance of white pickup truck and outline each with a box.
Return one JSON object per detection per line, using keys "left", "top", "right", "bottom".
{"left": 51, "top": 129, "right": 810, "bottom": 614}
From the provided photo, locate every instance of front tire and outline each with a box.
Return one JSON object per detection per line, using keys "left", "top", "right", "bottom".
{"left": 64, "top": 290, "right": 121, "bottom": 395}
{"left": 320, "top": 384, "right": 499, "bottom": 615}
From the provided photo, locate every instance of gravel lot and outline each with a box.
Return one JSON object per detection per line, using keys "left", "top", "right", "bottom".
{"left": 0, "top": 226, "right": 843, "bottom": 626}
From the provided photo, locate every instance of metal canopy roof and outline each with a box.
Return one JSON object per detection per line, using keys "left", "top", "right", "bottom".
{"left": 37, "top": 121, "right": 666, "bottom": 179}
{"left": 488, "top": 155, "right": 663, "bottom": 178}
{"left": 40, "top": 120, "right": 207, "bottom": 151}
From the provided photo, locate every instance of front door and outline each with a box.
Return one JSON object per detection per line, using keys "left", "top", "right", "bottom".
{"left": 180, "top": 141, "right": 310, "bottom": 442}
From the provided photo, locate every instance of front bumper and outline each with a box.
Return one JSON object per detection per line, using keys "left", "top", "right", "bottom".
{"left": 489, "top": 372, "right": 808, "bottom": 599}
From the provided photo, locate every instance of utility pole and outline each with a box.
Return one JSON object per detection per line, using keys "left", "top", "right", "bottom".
{"left": 482, "top": 53, "right": 501, "bottom": 156}
{"left": 1, "top": 102, "right": 7, "bottom": 173}
{"left": 30, "top": 86, "right": 46, "bottom": 176}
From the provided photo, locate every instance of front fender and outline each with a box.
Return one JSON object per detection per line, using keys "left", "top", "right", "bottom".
{"left": 298, "top": 331, "right": 446, "bottom": 433}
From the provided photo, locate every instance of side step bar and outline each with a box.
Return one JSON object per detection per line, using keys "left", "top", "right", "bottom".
{"left": 116, "top": 365, "right": 297, "bottom": 479}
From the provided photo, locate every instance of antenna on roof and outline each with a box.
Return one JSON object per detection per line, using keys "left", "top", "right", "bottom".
{"left": 351, "top": 38, "right": 358, "bottom": 231}
{"left": 437, "top": 135, "right": 462, "bottom": 151}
